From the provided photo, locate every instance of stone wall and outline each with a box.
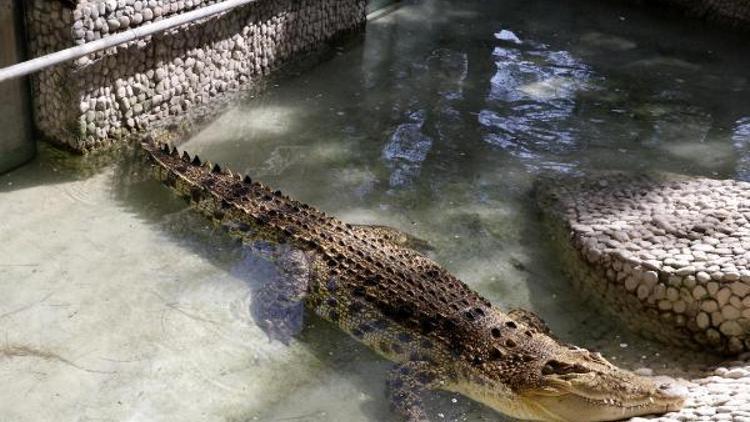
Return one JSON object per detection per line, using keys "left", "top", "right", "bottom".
{"left": 629, "top": 0, "right": 750, "bottom": 28}
{"left": 538, "top": 172, "right": 750, "bottom": 355}
{"left": 26, "top": 0, "right": 367, "bottom": 152}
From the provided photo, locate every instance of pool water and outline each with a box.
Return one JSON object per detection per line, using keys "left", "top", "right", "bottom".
{"left": 2, "top": 0, "right": 750, "bottom": 420}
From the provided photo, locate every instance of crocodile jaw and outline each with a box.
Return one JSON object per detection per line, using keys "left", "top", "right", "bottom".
{"left": 453, "top": 377, "right": 685, "bottom": 422}
{"left": 518, "top": 371, "right": 686, "bottom": 422}
{"left": 448, "top": 345, "right": 687, "bottom": 422}
{"left": 522, "top": 383, "right": 687, "bottom": 422}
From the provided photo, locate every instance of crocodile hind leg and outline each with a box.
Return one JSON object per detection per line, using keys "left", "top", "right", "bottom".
{"left": 386, "top": 361, "right": 447, "bottom": 422}
{"left": 246, "top": 243, "right": 311, "bottom": 345}
{"left": 353, "top": 224, "right": 432, "bottom": 251}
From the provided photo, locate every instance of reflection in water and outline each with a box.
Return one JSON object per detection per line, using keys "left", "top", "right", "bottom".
{"left": 383, "top": 110, "right": 434, "bottom": 188}
{"left": 426, "top": 48, "right": 469, "bottom": 100}
{"left": 259, "top": 145, "right": 307, "bottom": 177}
{"left": 733, "top": 117, "right": 750, "bottom": 181}
{"left": 579, "top": 32, "right": 637, "bottom": 51}
{"left": 479, "top": 30, "right": 592, "bottom": 171}
{"left": 647, "top": 105, "right": 712, "bottom": 147}
{"left": 495, "top": 29, "right": 522, "bottom": 45}
{"left": 381, "top": 48, "right": 469, "bottom": 189}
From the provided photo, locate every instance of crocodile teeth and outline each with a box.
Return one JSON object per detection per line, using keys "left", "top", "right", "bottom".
{"left": 170, "top": 146, "right": 179, "bottom": 157}
{"left": 181, "top": 151, "right": 191, "bottom": 162}
{"left": 211, "top": 163, "right": 222, "bottom": 174}
{"left": 191, "top": 155, "right": 201, "bottom": 166}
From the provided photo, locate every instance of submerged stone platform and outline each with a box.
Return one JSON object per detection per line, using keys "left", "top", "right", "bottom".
{"left": 537, "top": 172, "right": 750, "bottom": 355}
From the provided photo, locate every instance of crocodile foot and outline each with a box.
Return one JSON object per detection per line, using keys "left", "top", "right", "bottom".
{"left": 386, "top": 360, "right": 446, "bottom": 422}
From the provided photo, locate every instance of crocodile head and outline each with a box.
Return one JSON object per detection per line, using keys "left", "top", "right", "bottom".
{"left": 515, "top": 349, "right": 687, "bottom": 421}
{"left": 456, "top": 344, "right": 686, "bottom": 422}
{"left": 449, "top": 311, "right": 686, "bottom": 422}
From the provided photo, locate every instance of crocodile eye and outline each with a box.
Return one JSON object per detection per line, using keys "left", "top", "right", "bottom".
{"left": 542, "top": 360, "right": 590, "bottom": 376}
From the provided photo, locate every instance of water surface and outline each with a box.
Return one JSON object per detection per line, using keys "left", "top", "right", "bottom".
{"left": 3, "top": 0, "right": 750, "bottom": 420}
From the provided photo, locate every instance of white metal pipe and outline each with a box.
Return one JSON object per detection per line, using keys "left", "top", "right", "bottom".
{"left": 0, "top": 0, "right": 257, "bottom": 84}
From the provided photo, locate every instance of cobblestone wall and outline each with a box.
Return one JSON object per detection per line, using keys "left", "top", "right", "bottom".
{"left": 26, "top": 0, "right": 367, "bottom": 151}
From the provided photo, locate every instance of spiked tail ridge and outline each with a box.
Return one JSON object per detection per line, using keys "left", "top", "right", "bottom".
{"left": 141, "top": 139, "right": 259, "bottom": 193}
{"left": 139, "top": 138, "right": 304, "bottom": 231}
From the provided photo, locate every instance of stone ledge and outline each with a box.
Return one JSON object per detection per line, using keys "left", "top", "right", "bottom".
{"left": 537, "top": 172, "right": 750, "bottom": 355}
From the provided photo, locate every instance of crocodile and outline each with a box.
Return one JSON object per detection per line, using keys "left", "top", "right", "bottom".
{"left": 141, "top": 140, "right": 686, "bottom": 422}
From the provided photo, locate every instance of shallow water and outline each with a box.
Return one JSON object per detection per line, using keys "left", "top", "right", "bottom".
{"left": 2, "top": 0, "right": 750, "bottom": 421}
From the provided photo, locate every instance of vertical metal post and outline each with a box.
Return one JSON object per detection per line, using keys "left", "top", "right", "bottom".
{"left": 0, "top": 0, "right": 35, "bottom": 174}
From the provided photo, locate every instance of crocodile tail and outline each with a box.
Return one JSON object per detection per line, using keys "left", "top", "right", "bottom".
{"left": 139, "top": 138, "right": 324, "bottom": 245}
{"left": 140, "top": 138, "right": 258, "bottom": 207}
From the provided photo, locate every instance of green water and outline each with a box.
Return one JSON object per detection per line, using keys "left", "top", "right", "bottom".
{"left": 2, "top": 0, "right": 749, "bottom": 420}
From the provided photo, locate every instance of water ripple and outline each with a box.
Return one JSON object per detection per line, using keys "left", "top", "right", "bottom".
{"left": 481, "top": 30, "right": 593, "bottom": 171}
{"left": 426, "top": 48, "right": 469, "bottom": 100}
{"left": 383, "top": 110, "right": 434, "bottom": 188}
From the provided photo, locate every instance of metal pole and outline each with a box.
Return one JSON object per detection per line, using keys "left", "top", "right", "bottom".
{"left": 0, "top": 0, "right": 257, "bottom": 84}
{"left": 0, "top": 0, "right": 36, "bottom": 173}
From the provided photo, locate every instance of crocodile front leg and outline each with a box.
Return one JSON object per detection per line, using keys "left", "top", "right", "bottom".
{"left": 247, "top": 244, "right": 311, "bottom": 344}
{"left": 386, "top": 361, "right": 447, "bottom": 422}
